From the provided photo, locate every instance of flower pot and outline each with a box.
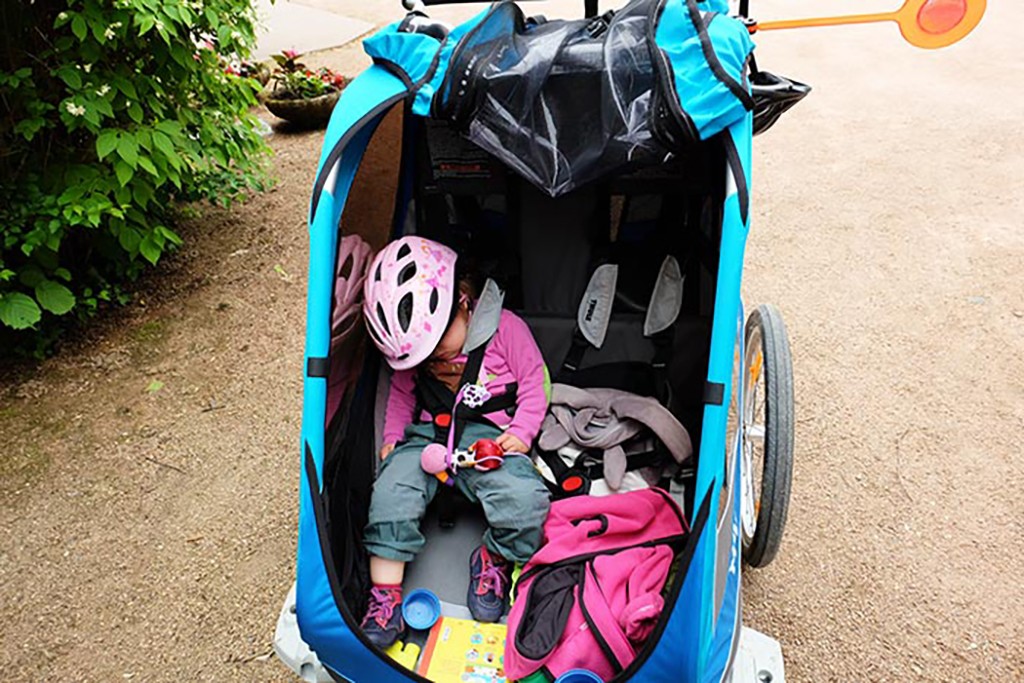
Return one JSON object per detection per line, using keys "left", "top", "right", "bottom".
{"left": 261, "top": 87, "right": 342, "bottom": 129}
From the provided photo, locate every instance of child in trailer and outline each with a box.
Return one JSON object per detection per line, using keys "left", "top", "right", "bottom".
{"left": 360, "top": 235, "right": 551, "bottom": 648}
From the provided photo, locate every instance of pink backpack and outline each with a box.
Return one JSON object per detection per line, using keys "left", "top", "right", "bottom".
{"left": 505, "top": 489, "right": 689, "bottom": 681}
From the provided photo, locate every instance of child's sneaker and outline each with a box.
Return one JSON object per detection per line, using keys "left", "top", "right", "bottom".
{"left": 467, "top": 546, "right": 512, "bottom": 623}
{"left": 361, "top": 586, "right": 404, "bottom": 648}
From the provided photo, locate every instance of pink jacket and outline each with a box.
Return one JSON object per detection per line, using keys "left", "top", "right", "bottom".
{"left": 505, "top": 489, "right": 689, "bottom": 681}
{"left": 383, "top": 309, "right": 548, "bottom": 446}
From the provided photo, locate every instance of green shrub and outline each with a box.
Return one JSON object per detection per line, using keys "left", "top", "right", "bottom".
{"left": 0, "top": 0, "right": 271, "bottom": 354}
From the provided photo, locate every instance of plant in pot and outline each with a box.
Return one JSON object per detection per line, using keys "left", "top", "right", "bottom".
{"left": 261, "top": 50, "right": 348, "bottom": 128}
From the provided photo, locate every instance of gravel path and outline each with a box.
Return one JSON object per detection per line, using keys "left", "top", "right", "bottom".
{"left": 1, "top": 3, "right": 1021, "bottom": 681}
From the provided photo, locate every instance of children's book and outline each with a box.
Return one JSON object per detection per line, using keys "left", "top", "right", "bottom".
{"left": 417, "top": 616, "right": 507, "bottom": 683}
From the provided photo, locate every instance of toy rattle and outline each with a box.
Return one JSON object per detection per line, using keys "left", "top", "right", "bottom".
{"left": 420, "top": 438, "right": 506, "bottom": 484}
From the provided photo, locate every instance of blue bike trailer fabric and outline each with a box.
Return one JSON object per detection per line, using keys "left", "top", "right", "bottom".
{"left": 654, "top": 0, "right": 755, "bottom": 141}
{"left": 297, "top": 2, "right": 757, "bottom": 680}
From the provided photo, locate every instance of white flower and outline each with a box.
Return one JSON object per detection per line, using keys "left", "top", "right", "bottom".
{"left": 104, "top": 22, "right": 121, "bottom": 40}
{"left": 65, "top": 102, "right": 86, "bottom": 117}
{"left": 231, "top": 30, "right": 242, "bottom": 41}
{"left": 154, "top": 19, "right": 165, "bottom": 31}
{"left": 96, "top": 84, "right": 111, "bottom": 96}
{"left": 83, "top": 63, "right": 92, "bottom": 73}
{"left": 57, "top": 11, "right": 68, "bottom": 21}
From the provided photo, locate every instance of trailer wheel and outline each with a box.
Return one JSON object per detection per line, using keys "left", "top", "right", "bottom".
{"left": 740, "top": 304, "right": 794, "bottom": 568}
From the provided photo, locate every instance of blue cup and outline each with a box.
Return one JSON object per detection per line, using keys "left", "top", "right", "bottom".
{"left": 402, "top": 588, "right": 441, "bottom": 630}
{"left": 554, "top": 670, "right": 603, "bottom": 683}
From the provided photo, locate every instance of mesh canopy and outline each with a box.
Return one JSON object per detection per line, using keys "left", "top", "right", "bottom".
{"left": 439, "top": 0, "right": 679, "bottom": 197}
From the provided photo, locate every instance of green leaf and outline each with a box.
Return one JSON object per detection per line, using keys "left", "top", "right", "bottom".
{"left": 116, "top": 136, "right": 139, "bottom": 167}
{"left": 14, "top": 118, "right": 47, "bottom": 141}
{"left": 96, "top": 130, "right": 119, "bottom": 159}
{"left": 18, "top": 265, "right": 45, "bottom": 287}
{"left": 115, "top": 77, "right": 138, "bottom": 99}
{"left": 145, "top": 380, "right": 164, "bottom": 393}
{"left": 139, "top": 235, "right": 162, "bottom": 265}
{"left": 54, "top": 268, "right": 72, "bottom": 282}
{"left": 115, "top": 161, "right": 134, "bottom": 187}
{"left": 115, "top": 185, "right": 132, "bottom": 206}
{"left": 128, "top": 101, "right": 143, "bottom": 123}
{"left": 133, "top": 181, "right": 154, "bottom": 208}
{"left": 154, "top": 120, "right": 181, "bottom": 137}
{"left": 151, "top": 130, "right": 175, "bottom": 159}
{"left": 118, "top": 226, "right": 142, "bottom": 255}
{"left": 57, "top": 66, "right": 82, "bottom": 89}
{"left": 137, "top": 14, "right": 155, "bottom": 36}
{"left": 71, "top": 15, "right": 87, "bottom": 41}
{"left": 0, "top": 269, "right": 15, "bottom": 282}
{"left": 155, "top": 225, "right": 183, "bottom": 246}
{"left": 34, "top": 279, "right": 76, "bottom": 315}
{"left": 137, "top": 156, "right": 158, "bottom": 176}
{"left": 0, "top": 293, "right": 42, "bottom": 329}
{"left": 94, "top": 97, "right": 114, "bottom": 118}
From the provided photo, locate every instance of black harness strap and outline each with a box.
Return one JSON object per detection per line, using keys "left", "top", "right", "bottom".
{"left": 414, "top": 332, "right": 519, "bottom": 447}
{"left": 535, "top": 445, "right": 667, "bottom": 498}
{"left": 557, "top": 328, "right": 590, "bottom": 384}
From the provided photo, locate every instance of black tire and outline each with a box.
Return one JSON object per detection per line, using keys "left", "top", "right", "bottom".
{"left": 741, "top": 304, "right": 794, "bottom": 568}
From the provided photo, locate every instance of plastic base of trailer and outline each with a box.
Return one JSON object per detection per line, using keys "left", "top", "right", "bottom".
{"left": 724, "top": 627, "right": 785, "bottom": 683}
{"left": 274, "top": 582, "right": 334, "bottom": 683}
{"left": 273, "top": 583, "right": 785, "bottom": 683}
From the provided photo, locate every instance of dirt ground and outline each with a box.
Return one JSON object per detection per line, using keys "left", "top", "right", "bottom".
{"left": 1, "top": 2, "right": 1021, "bottom": 682}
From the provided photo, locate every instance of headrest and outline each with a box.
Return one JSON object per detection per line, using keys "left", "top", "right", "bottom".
{"left": 463, "top": 278, "right": 505, "bottom": 353}
{"left": 576, "top": 256, "right": 684, "bottom": 349}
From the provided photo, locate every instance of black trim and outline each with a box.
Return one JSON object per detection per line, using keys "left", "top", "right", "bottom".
{"left": 516, "top": 488, "right": 688, "bottom": 588}
{"left": 516, "top": 532, "right": 690, "bottom": 590}
{"left": 371, "top": 57, "right": 413, "bottom": 89}
{"left": 578, "top": 562, "right": 625, "bottom": 674}
{"left": 607, "top": 489, "right": 712, "bottom": 682}
{"left": 412, "top": 31, "right": 448, "bottom": 91}
{"left": 721, "top": 131, "right": 749, "bottom": 224}
{"left": 704, "top": 380, "right": 725, "bottom": 406}
{"left": 307, "top": 356, "right": 330, "bottom": 378}
{"left": 512, "top": 489, "right": 712, "bottom": 683}
{"left": 648, "top": 0, "right": 699, "bottom": 146}
{"left": 683, "top": 0, "right": 755, "bottom": 110}
{"left": 304, "top": 444, "right": 433, "bottom": 683}
{"left": 431, "top": 2, "right": 506, "bottom": 118}
{"left": 309, "top": 28, "right": 451, "bottom": 224}
{"left": 309, "top": 92, "right": 409, "bottom": 223}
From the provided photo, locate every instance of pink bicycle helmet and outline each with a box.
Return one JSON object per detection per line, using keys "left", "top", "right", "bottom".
{"left": 332, "top": 234, "right": 374, "bottom": 340}
{"left": 363, "top": 236, "right": 458, "bottom": 371}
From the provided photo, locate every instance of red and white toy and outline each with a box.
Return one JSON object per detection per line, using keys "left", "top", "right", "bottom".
{"left": 420, "top": 438, "right": 506, "bottom": 485}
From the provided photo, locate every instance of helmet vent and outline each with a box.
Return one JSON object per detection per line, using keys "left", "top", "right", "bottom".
{"left": 429, "top": 288, "right": 439, "bottom": 314}
{"left": 396, "top": 243, "right": 412, "bottom": 260}
{"left": 397, "top": 262, "right": 417, "bottom": 286}
{"left": 338, "top": 253, "right": 354, "bottom": 279}
{"left": 374, "top": 262, "right": 383, "bottom": 282}
{"left": 397, "top": 292, "right": 414, "bottom": 333}
{"left": 376, "top": 303, "right": 391, "bottom": 335}
{"left": 367, "top": 322, "right": 383, "bottom": 345}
